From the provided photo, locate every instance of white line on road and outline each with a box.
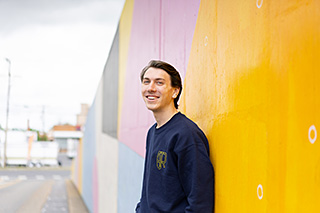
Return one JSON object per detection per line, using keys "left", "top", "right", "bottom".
{"left": 0, "top": 176, "right": 9, "bottom": 181}
{"left": 36, "top": 175, "right": 45, "bottom": 180}
{"left": 18, "top": 175, "right": 27, "bottom": 180}
{"left": 53, "top": 175, "right": 62, "bottom": 180}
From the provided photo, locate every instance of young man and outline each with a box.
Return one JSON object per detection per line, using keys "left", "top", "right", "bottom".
{"left": 136, "top": 60, "right": 214, "bottom": 212}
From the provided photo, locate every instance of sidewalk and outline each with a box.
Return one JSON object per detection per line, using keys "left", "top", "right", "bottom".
{"left": 66, "top": 179, "right": 89, "bottom": 213}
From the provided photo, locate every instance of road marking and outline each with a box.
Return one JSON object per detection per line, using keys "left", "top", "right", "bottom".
{"left": 53, "top": 175, "right": 62, "bottom": 180}
{"left": 16, "top": 180, "right": 54, "bottom": 213}
{"left": 0, "top": 176, "right": 9, "bottom": 181}
{"left": 0, "top": 179, "right": 22, "bottom": 190}
{"left": 18, "top": 175, "right": 27, "bottom": 180}
{"left": 36, "top": 175, "right": 45, "bottom": 180}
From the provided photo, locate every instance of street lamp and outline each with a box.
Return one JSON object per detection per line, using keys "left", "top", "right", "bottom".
{"left": 3, "top": 58, "right": 11, "bottom": 167}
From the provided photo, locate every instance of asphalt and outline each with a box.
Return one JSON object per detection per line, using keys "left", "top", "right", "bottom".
{"left": 0, "top": 153, "right": 89, "bottom": 213}
{"left": 0, "top": 175, "right": 89, "bottom": 213}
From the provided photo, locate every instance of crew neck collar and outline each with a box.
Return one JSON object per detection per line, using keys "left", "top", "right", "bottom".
{"left": 155, "top": 112, "right": 181, "bottom": 132}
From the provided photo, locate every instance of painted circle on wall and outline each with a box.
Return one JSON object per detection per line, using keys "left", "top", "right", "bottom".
{"left": 257, "top": 184, "right": 263, "bottom": 200}
{"left": 256, "top": 0, "right": 263, "bottom": 8}
{"left": 308, "top": 125, "right": 317, "bottom": 144}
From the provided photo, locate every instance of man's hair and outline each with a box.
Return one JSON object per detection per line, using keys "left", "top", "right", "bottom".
{"left": 140, "top": 60, "right": 182, "bottom": 109}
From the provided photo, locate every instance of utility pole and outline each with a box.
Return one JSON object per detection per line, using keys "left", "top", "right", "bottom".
{"left": 3, "top": 58, "right": 11, "bottom": 167}
{"left": 41, "top": 105, "right": 45, "bottom": 134}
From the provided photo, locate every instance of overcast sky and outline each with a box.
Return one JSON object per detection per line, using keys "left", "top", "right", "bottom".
{"left": 0, "top": 0, "right": 125, "bottom": 132}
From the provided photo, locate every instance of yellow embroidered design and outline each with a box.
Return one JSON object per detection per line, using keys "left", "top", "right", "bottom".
{"left": 156, "top": 151, "right": 167, "bottom": 170}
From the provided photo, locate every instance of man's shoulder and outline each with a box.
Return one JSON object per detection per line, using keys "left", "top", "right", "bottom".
{"left": 172, "top": 113, "right": 209, "bottom": 152}
{"left": 173, "top": 113, "right": 206, "bottom": 137}
{"left": 175, "top": 113, "right": 201, "bottom": 130}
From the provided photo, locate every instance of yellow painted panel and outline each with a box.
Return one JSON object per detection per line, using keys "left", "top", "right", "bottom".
{"left": 118, "top": 0, "right": 134, "bottom": 137}
{"left": 78, "top": 138, "right": 83, "bottom": 194}
{"left": 282, "top": 2, "right": 320, "bottom": 212}
{"left": 71, "top": 138, "right": 84, "bottom": 194}
{"left": 181, "top": 0, "right": 320, "bottom": 212}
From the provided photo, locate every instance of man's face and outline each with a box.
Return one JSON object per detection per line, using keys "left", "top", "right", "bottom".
{"left": 141, "top": 67, "right": 178, "bottom": 113}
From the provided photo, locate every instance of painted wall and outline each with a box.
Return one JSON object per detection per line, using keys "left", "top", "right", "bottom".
{"left": 72, "top": 0, "right": 320, "bottom": 212}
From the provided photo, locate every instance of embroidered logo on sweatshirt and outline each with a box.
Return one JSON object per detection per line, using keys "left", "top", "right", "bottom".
{"left": 156, "top": 151, "right": 167, "bottom": 170}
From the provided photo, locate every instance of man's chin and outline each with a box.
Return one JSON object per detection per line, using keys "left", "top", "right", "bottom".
{"left": 146, "top": 105, "right": 159, "bottom": 112}
{"left": 146, "top": 106, "right": 156, "bottom": 112}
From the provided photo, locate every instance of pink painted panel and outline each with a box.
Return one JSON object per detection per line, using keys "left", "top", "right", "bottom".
{"left": 119, "top": 0, "right": 201, "bottom": 157}
{"left": 93, "top": 157, "right": 99, "bottom": 213}
{"left": 161, "top": 0, "right": 201, "bottom": 79}
{"left": 119, "top": 0, "right": 161, "bottom": 157}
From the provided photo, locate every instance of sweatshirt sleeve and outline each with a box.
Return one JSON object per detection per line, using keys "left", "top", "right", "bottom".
{"left": 176, "top": 134, "right": 215, "bottom": 213}
{"left": 135, "top": 202, "right": 141, "bottom": 212}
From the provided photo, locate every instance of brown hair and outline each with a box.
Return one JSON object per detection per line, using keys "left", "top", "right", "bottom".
{"left": 140, "top": 60, "right": 182, "bottom": 109}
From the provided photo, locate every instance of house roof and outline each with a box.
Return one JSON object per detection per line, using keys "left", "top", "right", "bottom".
{"left": 51, "top": 124, "right": 77, "bottom": 131}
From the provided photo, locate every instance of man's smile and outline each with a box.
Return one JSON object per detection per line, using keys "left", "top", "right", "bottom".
{"left": 146, "top": 95, "right": 159, "bottom": 100}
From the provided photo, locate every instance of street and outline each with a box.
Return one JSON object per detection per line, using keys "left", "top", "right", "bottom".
{"left": 0, "top": 154, "right": 88, "bottom": 213}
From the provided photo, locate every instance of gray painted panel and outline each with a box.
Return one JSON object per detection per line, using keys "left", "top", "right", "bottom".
{"left": 118, "top": 143, "right": 144, "bottom": 213}
{"left": 102, "top": 25, "right": 119, "bottom": 137}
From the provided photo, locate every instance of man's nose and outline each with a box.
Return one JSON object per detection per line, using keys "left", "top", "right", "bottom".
{"left": 148, "top": 82, "right": 156, "bottom": 92}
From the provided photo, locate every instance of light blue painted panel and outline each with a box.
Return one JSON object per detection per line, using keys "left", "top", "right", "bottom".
{"left": 82, "top": 99, "right": 97, "bottom": 213}
{"left": 118, "top": 143, "right": 144, "bottom": 213}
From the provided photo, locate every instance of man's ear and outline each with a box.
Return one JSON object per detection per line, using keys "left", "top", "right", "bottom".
{"left": 172, "top": 88, "right": 180, "bottom": 98}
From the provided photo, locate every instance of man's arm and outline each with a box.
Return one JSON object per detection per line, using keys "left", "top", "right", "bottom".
{"left": 135, "top": 202, "right": 141, "bottom": 212}
{"left": 177, "top": 139, "right": 214, "bottom": 212}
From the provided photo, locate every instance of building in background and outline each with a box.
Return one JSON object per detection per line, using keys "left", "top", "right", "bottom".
{"left": 77, "top": 103, "right": 89, "bottom": 130}
{"left": 0, "top": 130, "right": 59, "bottom": 167}
{"left": 48, "top": 103, "right": 89, "bottom": 154}
{"left": 47, "top": 124, "right": 82, "bottom": 152}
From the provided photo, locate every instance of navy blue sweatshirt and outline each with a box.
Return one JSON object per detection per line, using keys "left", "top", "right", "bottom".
{"left": 136, "top": 112, "right": 214, "bottom": 213}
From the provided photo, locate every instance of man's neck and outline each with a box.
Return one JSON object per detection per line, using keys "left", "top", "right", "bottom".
{"left": 153, "top": 107, "right": 178, "bottom": 128}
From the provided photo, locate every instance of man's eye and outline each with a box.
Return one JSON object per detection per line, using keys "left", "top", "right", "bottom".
{"left": 157, "top": 81, "right": 164, "bottom": 85}
{"left": 143, "top": 80, "right": 150, "bottom": 84}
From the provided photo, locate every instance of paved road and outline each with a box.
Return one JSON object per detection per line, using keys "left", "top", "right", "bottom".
{"left": 57, "top": 153, "right": 73, "bottom": 168}
{"left": 0, "top": 162, "right": 88, "bottom": 213}
{"left": 0, "top": 168, "right": 70, "bottom": 181}
{"left": 0, "top": 179, "right": 46, "bottom": 212}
